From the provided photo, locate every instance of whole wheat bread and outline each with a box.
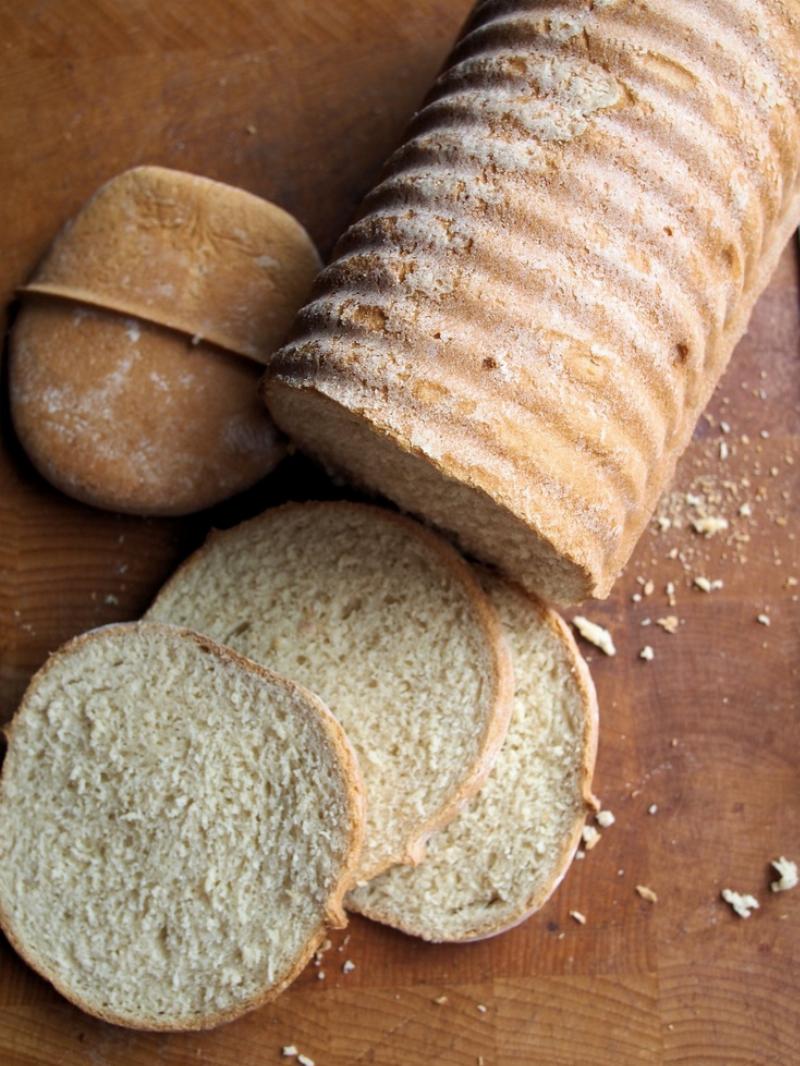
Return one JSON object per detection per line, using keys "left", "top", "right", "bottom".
{"left": 0, "top": 623, "right": 363, "bottom": 1029}
{"left": 348, "top": 570, "right": 597, "bottom": 941}
{"left": 146, "top": 502, "right": 513, "bottom": 882}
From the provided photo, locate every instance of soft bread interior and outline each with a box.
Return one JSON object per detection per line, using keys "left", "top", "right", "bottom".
{"left": 0, "top": 623, "right": 360, "bottom": 1028}
{"left": 347, "top": 570, "right": 597, "bottom": 941}
{"left": 146, "top": 503, "right": 510, "bottom": 882}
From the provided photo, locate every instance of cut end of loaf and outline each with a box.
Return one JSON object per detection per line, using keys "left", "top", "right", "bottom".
{"left": 264, "top": 382, "right": 600, "bottom": 604}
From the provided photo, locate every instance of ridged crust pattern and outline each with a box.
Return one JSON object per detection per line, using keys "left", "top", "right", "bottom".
{"left": 265, "top": 0, "right": 800, "bottom": 602}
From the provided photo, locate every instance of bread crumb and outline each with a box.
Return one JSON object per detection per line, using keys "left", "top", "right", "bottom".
{"left": 245, "top": 123, "right": 257, "bottom": 135}
{"left": 434, "top": 995, "right": 449, "bottom": 1005}
{"left": 282, "top": 1048, "right": 299, "bottom": 1059}
{"left": 756, "top": 613, "right": 770, "bottom": 626}
{"left": 636, "top": 885, "right": 658, "bottom": 903}
{"left": 643, "top": 579, "right": 655, "bottom": 596}
{"left": 721, "top": 888, "right": 759, "bottom": 918}
{"left": 691, "top": 516, "right": 729, "bottom": 537}
{"left": 342, "top": 960, "right": 356, "bottom": 974}
{"left": 648, "top": 804, "right": 658, "bottom": 815}
{"left": 656, "top": 616, "right": 679, "bottom": 634}
{"left": 317, "top": 971, "right": 325, "bottom": 980}
{"left": 771, "top": 856, "right": 798, "bottom": 893}
{"left": 739, "top": 502, "right": 752, "bottom": 517}
{"left": 631, "top": 592, "right": 642, "bottom": 603}
{"left": 575, "top": 849, "right": 585, "bottom": 859}
{"left": 657, "top": 516, "right": 672, "bottom": 532}
{"left": 104, "top": 594, "right": 119, "bottom": 606}
{"left": 572, "top": 616, "right": 616, "bottom": 656}
{"left": 719, "top": 441, "right": 729, "bottom": 461}
{"left": 596, "top": 809, "right": 615, "bottom": 828}
{"left": 693, "top": 576, "right": 723, "bottom": 592}
{"left": 477, "top": 1004, "right": 487, "bottom": 1014}
{"left": 720, "top": 420, "right": 731, "bottom": 433}
{"left": 569, "top": 910, "right": 586, "bottom": 925}
{"left": 640, "top": 617, "right": 652, "bottom": 627}
{"left": 298, "top": 1056, "right": 315, "bottom": 1066}
{"left": 582, "top": 825, "right": 601, "bottom": 850}
{"left": 639, "top": 645, "right": 655, "bottom": 661}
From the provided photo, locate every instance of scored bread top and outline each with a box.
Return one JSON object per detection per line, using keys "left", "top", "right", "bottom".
{"left": 0, "top": 623, "right": 364, "bottom": 1030}
{"left": 348, "top": 570, "right": 598, "bottom": 941}
{"left": 146, "top": 501, "right": 514, "bottom": 882}
{"left": 22, "top": 165, "right": 321, "bottom": 363}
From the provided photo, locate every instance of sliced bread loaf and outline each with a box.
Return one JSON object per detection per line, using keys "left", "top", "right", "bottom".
{"left": 146, "top": 502, "right": 513, "bottom": 882}
{"left": 348, "top": 570, "right": 597, "bottom": 941}
{"left": 0, "top": 623, "right": 363, "bottom": 1029}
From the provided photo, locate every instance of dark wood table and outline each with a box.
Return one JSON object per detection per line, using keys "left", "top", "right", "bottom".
{"left": 1, "top": 3, "right": 797, "bottom": 1063}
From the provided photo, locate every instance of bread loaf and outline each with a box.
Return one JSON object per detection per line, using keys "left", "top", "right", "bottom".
{"left": 0, "top": 623, "right": 363, "bottom": 1029}
{"left": 264, "top": 0, "right": 800, "bottom": 602}
{"left": 11, "top": 166, "right": 320, "bottom": 515}
{"left": 146, "top": 502, "right": 513, "bottom": 882}
{"left": 348, "top": 569, "right": 597, "bottom": 941}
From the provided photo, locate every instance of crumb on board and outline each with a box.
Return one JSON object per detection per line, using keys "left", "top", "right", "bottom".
{"left": 756, "top": 613, "right": 771, "bottom": 626}
{"left": 281, "top": 1049, "right": 299, "bottom": 1059}
{"left": 570, "top": 910, "right": 587, "bottom": 925}
{"left": 691, "top": 515, "right": 729, "bottom": 537}
{"left": 656, "top": 615, "right": 680, "bottom": 634}
{"left": 636, "top": 885, "right": 658, "bottom": 903}
{"left": 596, "top": 809, "right": 615, "bottom": 828}
{"left": 342, "top": 960, "right": 356, "bottom": 974}
{"left": 771, "top": 857, "right": 798, "bottom": 893}
{"left": 434, "top": 995, "right": 449, "bottom": 1005}
{"left": 721, "top": 888, "right": 760, "bottom": 918}
{"left": 648, "top": 804, "right": 658, "bottom": 815}
{"left": 582, "top": 825, "right": 601, "bottom": 850}
{"left": 640, "top": 645, "right": 655, "bottom": 661}
{"left": 572, "top": 616, "right": 616, "bottom": 656}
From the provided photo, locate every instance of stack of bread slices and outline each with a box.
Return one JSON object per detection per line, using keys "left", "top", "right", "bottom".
{"left": 0, "top": 501, "right": 597, "bottom": 1029}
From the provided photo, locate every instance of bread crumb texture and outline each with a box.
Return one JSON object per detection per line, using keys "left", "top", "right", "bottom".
{"left": 147, "top": 503, "right": 509, "bottom": 882}
{"left": 0, "top": 624, "right": 359, "bottom": 1028}
{"left": 348, "top": 571, "right": 596, "bottom": 940}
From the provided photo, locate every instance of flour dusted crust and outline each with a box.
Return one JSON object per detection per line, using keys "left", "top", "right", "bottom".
{"left": 264, "top": 0, "right": 800, "bottom": 602}
{"left": 10, "top": 301, "right": 285, "bottom": 515}
{"left": 0, "top": 623, "right": 364, "bottom": 1030}
{"left": 21, "top": 166, "right": 322, "bottom": 362}
{"left": 10, "top": 166, "right": 321, "bottom": 515}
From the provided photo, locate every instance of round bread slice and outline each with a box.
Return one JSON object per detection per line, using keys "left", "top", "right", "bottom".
{"left": 0, "top": 623, "right": 363, "bottom": 1030}
{"left": 347, "top": 570, "right": 598, "bottom": 941}
{"left": 146, "top": 502, "right": 513, "bottom": 883}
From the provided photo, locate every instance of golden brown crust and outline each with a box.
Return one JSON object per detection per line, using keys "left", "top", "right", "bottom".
{"left": 349, "top": 577, "right": 599, "bottom": 942}
{"left": 10, "top": 300, "right": 284, "bottom": 516}
{"left": 264, "top": 0, "right": 800, "bottom": 602}
{"left": 0, "top": 622, "right": 365, "bottom": 1031}
{"left": 150, "top": 500, "right": 514, "bottom": 882}
{"left": 21, "top": 165, "right": 322, "bottom": 363}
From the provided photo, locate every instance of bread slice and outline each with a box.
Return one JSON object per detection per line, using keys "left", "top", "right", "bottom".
{"left": 348, "top": 570, "right": 597, "bottom": 941}
{"left": 146, "top": 502, "right": 513, "bottom": 883}
{"left": 0, "top": 623, "right": 363, "bottom": 1030}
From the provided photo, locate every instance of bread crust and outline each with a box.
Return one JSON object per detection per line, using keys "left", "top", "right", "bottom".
{"left": 348, "top": 577, "right": 599, "bottom": 942}
{"left": 149, "top": 500, "right": 514, "bottom": 882}
{"left": 20, "top": 165, "right": 321, "bottom": 363}
{"left": 0, "top": 622, "right": 365, "bottom": 1031}
{"left": 264, "top": 0, "right": 800, "bottom": 602}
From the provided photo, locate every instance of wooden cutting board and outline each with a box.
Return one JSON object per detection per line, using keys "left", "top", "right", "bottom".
{"left": 0, "top": 3, "right": 797, "bottom": 1063}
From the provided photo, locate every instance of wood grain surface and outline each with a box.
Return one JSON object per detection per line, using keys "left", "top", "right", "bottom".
{"left": 0, "top": 3, "right": 798, "bottom": 1064}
